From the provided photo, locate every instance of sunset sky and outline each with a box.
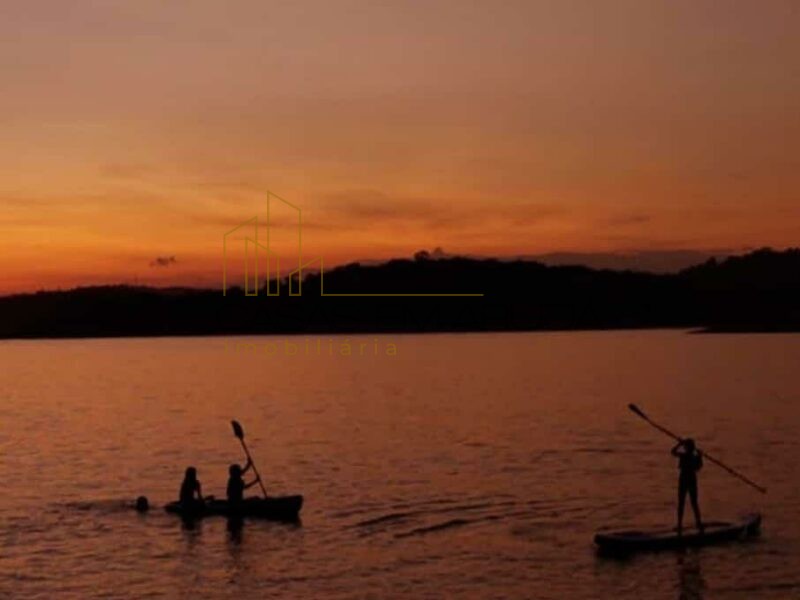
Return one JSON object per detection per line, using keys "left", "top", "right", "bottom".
{"left": 2, "top": 1, "right": 799, "bottom": 293}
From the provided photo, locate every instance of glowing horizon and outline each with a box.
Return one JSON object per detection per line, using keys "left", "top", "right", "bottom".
{"left": 2, "top": 1, "right": 798, "bottom": 294}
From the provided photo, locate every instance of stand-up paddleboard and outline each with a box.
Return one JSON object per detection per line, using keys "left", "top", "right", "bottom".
{"left": 594, "top": 513, "right": 761, "bottom": 554}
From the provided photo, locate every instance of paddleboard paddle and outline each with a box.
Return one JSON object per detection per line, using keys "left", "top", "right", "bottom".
{"left": 628, "top": 404, "right": 766, "bottom": 494}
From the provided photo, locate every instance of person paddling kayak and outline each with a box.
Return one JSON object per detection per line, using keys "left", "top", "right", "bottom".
{"left": 671, "top": 438, "right": 703, "bottom": 535}
{"left": 179, "top": 466, "right": 204, "bottom": 510}
{"left": 227, "top": 459, "right": 261, "bottom": 508}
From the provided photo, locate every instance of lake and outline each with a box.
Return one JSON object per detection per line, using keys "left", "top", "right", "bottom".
{"left": 1, "top": 331, "right": 798, "bottom": 599}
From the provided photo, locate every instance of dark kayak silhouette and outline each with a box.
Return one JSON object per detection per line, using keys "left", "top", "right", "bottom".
{"left": 165, "top": 420, "right": 303, "bottom": 522}
{"left": 164, "top": 495, "right": 303, "bottom": 521}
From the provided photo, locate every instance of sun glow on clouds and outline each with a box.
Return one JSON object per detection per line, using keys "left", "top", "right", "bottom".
{"left": 1, "top": 1, "right": 799, "bottom": 292}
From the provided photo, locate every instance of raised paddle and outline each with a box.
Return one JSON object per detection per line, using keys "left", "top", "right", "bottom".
{"left": 231, "top": 420, "right": 269, "bottom": 498}
{"left": 628, "top": 404, "right": 767, "bottom": 494}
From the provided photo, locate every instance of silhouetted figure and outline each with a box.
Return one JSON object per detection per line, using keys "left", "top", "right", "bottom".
{"left": 179, "top": 466, "right": 204, "bottom": 510}
{"left": 135, "top": 496, "right": 149, "bottom": 512}
{"left": 226, "top": 459, "right": 260, "bottom": 508}
{"left": 671, "top": 438, "right": 703, "bottom": 535}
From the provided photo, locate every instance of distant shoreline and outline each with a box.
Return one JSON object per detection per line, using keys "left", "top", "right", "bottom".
{"left": 0, "top": 325, "right": 699, "bottom": 343}
{"left": 2, "top": 248, "right": 799, "bottom": 339}
{"left": 3, "top": 326, "right": 800, "bottom": 343}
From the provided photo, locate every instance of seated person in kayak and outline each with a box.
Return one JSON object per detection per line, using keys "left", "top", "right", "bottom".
{"left": 671, "top": 438, "right": 703, "bottom": 535}
{"left": 227, "top": 459, "right": 261, "bottom": 506}
{"left": 179, "top": 466, "right": 204, "bottom": 509}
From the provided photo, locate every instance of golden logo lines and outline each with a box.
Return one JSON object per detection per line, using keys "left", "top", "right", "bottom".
{"left": 222, "top": 192, "right": 483, "bottom": 297}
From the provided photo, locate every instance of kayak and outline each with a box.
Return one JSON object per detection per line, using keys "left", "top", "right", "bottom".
{"left": 594, "top": 513, "right": 761, "bottom": 554}
{"left": 165, "top": 496, "right": 303, "bottom": 521}
{"left": 165, "top": 495, "right": 303, "bottom": 521}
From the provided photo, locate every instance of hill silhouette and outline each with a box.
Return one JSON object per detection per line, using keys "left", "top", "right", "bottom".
{"left": 1, "top": 248, "right": 799, "bottom": 339}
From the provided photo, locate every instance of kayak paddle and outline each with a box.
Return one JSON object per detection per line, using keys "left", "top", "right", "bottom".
{"left": 628, "top": 404, "right": 766, "bottom": 494}
{"left": 231, "top": 420, "right": 269, "bottom": 498}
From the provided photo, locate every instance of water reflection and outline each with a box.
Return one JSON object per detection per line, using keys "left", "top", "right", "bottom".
{"left": 227, "top": 516, "right": 244, "bottom": 544}
{"left": 2, "top": 332, "right": 795, "bottom": 598}
{"left": 677, "top": 550, "right": 705, "bottom": 600}
{"left": 180, "top": 515, "right": 205, "bottom": 547}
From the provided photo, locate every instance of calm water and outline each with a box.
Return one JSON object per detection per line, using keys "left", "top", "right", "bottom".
{"left": 1, "top": 331, "right": 799, "bottom": 599}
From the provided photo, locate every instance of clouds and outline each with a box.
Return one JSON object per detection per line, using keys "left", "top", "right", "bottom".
{"left": 1, "top": 1, "right": 799, "bottom": 293}
{"left": 311, "top": 189, "right": 566, "bottom": 231}
{"left": 150, "top": 255, "right": 177, "bottom": 268}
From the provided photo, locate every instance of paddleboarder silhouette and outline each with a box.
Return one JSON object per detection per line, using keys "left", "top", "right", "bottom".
{"left": 671, "top": 438, "right": 704, "bottom": 535}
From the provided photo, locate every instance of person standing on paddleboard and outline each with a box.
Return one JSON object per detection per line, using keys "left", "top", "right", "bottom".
{"left": 671, "top": 438, "right": 704, "bottom": 535}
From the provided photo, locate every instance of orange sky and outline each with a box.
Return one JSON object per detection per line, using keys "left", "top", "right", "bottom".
{"left": 1, "top": 1, "right": 799, "bottom": 293}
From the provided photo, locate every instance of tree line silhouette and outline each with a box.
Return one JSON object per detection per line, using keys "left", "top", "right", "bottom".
{"left": 1, "top": 247, "right": 799, "bottom": 339}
